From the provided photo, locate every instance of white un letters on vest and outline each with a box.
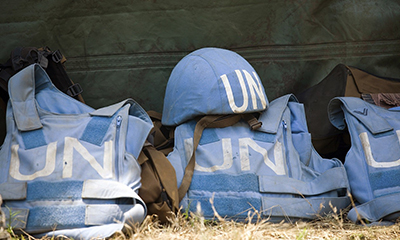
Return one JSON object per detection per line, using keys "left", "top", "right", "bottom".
{"left": 360, "top": 131, "right": 400, "bottom": 168}
{"left": 9, "top": 137, "right": 114, "bottom": 181}
{"left": 220, "top": 70, "right": 267, "bottom": 113}
{"left": 184, "top": 137, "right": 286, "bottom": 175}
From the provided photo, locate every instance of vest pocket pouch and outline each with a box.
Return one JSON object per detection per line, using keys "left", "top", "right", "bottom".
{"left": 358, "top": 131, "right": 400, "bottom": 198}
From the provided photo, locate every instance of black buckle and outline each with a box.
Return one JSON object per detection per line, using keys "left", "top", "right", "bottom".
{"left": 243, "top": 114, "right": 262, "bottom": 130}
{"left": 249, "top": 120, "right": 262, "bottom": 130}
{"left": 52, "top": 49, "right": 63, "bottom": 63}
{"left": 67, "top": 83, "right": 83, "bottom": 97}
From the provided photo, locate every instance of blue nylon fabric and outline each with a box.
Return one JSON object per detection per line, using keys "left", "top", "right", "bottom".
{"left": 188, "top": 120, "right": 220, "bottom": 145}
{"left": 188, "top": 196, "right": 262, "bottom": 218}
{"left": 167, "top": 94, "right": 350, "bottom": 220}
{"left": 27, "top": 181, "right": 83, "bottom": 201}
{"left": 253, "top": 131, "right": 276, "bottom": 143}
{"left": 162, "top": 47, "right": 269, "bottom": 126}
{"left": 1, "top": 64, "right": 152, "bottom": 238}
{"left": 262, "top": 196, "right": 351, "bottom": 220}
{"left": 190, "top": 174, "right": 259, "bottom": 192}
{"left": 347, "top": 193, "right": 400, "bottom": 223}
{"left": 27, "top": 206, "right": 86, "bottom": 230}
{"left": 369, "top": 168, "right": 400, "bottom": 195}
{"left": 329, "top": 97, "right": 400, "bottom": 222}
{"left": 21, "top": 129, "right": 46, "bottom": 149}
{"left": 258, "top": 167, "right": 349, "bottom": 195}
{"left": 80, "top": 115, "right": 114, "bottom": 146}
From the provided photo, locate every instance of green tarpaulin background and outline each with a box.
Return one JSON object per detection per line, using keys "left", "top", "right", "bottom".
{"left": 1, "top": 0, "right": 400, "bottom": 141}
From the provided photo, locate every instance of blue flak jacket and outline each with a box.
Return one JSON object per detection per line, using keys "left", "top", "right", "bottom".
{"left": 329, "top": 97, "right": 400, "bottom": 223}
{"left": 168, "top": 94, "right": 351, "bottom": 221}
{"left": 0, "top": 64, "right": 153, "bottom": 239}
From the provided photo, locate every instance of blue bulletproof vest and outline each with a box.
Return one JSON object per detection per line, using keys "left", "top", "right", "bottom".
{"left": 167, "top": 94, "right": 350, "bottom": 221}
{"left": 329, "top": 97, "right": 400, "bottom": 223}
{"left": 0, "top": 64, "right": 153, "bottom": 239}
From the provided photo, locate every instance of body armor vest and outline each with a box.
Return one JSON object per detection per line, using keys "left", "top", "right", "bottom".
{"left": 329, "top": 97, "right": 400, "bottom": 223}
{"left": 168, "top": 94, "right": 350, "bottom": 221}
{"left": 0, "top": 64, "right": 153, "bottom": 238}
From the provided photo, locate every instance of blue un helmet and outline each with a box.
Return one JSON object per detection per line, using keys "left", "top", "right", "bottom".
{"left": 162, "top": 47, "right": 269, "bottom": 126}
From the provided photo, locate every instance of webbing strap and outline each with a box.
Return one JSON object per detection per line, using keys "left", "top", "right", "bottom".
{"left": 186, "top": 194, "right": 350, "bottom": 220}
{"left": 2, "top": 204, "right": 126, "bottom": 230}
{"left": 262, "top": 195, "right": 350, "bottom": 219}
{"left": 3, "top": 180, "right": 142, "bottom": 202}
{"left": 259, "top": 167, "right": 349, "bottom": 195}
{"left": 143, "top": 145, "right": 180, "bottom": 212}
{"left": 178, "top": 114, "right": 255, "bottom": 201}
{"left": 147, "top": 110, "right": 175, "bottom": 153}
{"left": 2, "top": 180, "right": 146, "bottom": 230}
{"left": 0, "top": 182, "right": 27, "bottom": 200}
{"left": 189, "top": 167, "right": 348, "bottom": 196}
{"left": 242, "top": 114, "right": 262, "bottom": 130}
{"left": 10, "top": 47, "right": 25, "bottom": 71}
{"left": 188, "top": 196, "right": 262, "bottom": 218}
{"left": 347, "top": 193, "right": 400, "bottom": 223}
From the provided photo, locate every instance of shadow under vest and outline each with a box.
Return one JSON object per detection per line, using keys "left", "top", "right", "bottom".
{"left": 167, "top": 94, "right": 351, "bottom": 221}
{"left": 0, "top": 64, "right": 153, "bottom": 239}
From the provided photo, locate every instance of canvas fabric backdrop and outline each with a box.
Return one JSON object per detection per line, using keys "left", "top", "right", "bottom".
{"left": 0, "top": 0, "right": 400, "bottom": 141}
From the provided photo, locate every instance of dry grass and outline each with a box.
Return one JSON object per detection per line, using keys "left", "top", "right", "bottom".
{"left": 110, "top": 208, "right": 400, "bottom": 240}
{"left": 8, "top": 207, "right": 400, "bottom": 240}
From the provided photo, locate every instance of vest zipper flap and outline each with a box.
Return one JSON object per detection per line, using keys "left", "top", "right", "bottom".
{"left": 257, "top": 94, "right": 296, "bottom": 134}
{"left": 89, "top": 100, "right": 131, "bottom": 117}
{"left": 90, "top": 99, "right": 152, "bottom": 124}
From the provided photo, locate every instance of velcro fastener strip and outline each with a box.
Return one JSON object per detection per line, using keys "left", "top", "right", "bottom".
{"left": 21, "top": 129, "right": 47, "bottom": 149}
{"left": 190, "top": 174, "right": 259, "bottom": 192}
{"left": 80, "top": 116, "right": 114, "bottom": 146}
{"left": 27, "top": 181, "right": 83, "bottom": 201}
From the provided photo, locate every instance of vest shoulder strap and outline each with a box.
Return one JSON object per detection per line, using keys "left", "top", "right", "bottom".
{"left": 329, "top": 97, "right": 393, "bottom": 134}
{"left": 0, "top": 46, "right": 85, "bottom": 112}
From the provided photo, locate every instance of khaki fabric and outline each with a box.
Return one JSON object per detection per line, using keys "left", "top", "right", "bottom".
{"left": 345, "top": 67, "right": 400, "bottom": 97}
{"left": 298, "top": 65, "right": 400, "bottom": 162}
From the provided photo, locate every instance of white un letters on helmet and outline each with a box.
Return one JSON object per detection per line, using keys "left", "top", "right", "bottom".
{"left": 220, "top": 69, "right": 267, "bottom": 113}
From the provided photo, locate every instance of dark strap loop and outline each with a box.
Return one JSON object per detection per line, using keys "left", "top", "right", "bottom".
{"left": 67, "top": 83, "right": 83, "bottom": 97}
{"left": 242, "top": 113, "right": 262, "bottom": 130}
